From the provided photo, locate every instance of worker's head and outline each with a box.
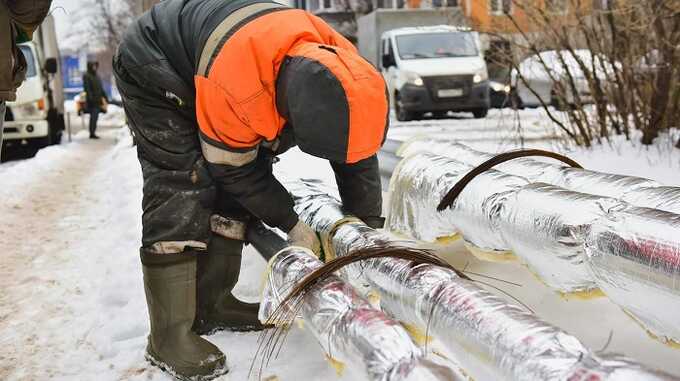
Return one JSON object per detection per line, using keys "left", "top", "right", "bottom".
{"left": 275, "top": 42, "right": 389, "bottom": 164}
{"left": 87, "top": 61, "right": 99, "bottom": 73}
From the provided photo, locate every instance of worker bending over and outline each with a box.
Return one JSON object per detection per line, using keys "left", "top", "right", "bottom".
{"left": 113, "top": 0, "right": 388, "bottom": 379}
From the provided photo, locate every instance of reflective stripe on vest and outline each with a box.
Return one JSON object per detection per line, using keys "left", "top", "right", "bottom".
{"left": 196, "top": 2, "right": 285, "bottom": 77}
{"left": 200, "top": 138, "right": 259, "bottom": 167}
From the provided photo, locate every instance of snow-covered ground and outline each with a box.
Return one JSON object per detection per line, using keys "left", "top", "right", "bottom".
{"left": 1, "top": 108, "right": 679, "bottom": 380}
{"left": 388, "top": 108, "right": 680, "bottom": 186}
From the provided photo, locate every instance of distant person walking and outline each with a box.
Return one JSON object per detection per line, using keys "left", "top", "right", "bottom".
{"left": 82, "top": 61, "right": 106, "bottom": 139}
{"left": 1, "top": 0, "right": 53, "bottom": 155}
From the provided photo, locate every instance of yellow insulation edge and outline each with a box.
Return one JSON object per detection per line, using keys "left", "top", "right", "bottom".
{"left": 463, "top": 241, "right": 517, "bottom": 262}
{"left": 622, "top": 309, "right": 680, "bottom": 350}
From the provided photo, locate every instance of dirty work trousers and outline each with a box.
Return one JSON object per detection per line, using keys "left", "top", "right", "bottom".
{"left": 113, "top": 41, "right": 250, "bottom": 254}
{"left": 88, "top": 106, "right": 99, "bottom": 137}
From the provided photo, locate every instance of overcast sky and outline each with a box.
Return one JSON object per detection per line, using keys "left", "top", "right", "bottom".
{"left": 50, "top": 0, "right": 83, "bottom": 43}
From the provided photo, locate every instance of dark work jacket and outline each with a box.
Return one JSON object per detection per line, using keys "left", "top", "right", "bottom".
{"left": 117, "top": 0, "right": 382, "bottom": 232}
{"left": 83, "top": 71, "right": 105, "bottom": 110}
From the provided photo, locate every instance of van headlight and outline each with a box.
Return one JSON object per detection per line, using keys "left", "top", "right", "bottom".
{"left": 473, "top": 69, "right": 488, "bottom": 84}
{"left": 403, "top": 71, "right": 424, "bottom": 86}
{"left": 490, "top": 81, "right": 511, "bottom": 93}
{"left": 15, "top": 101, "right": 40, "bottom": 118}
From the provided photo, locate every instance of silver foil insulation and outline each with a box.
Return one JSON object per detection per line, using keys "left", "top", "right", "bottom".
{"left": 621, "top": 187, "right": 680, "bottom": 215}
{"left": 385, "top": 152, "right": 680, "bottom": 343}
{"left": 585, "top": 207, "right": 680, "bottom": 344}
{"left": 386, "top": 152, "right": 611, "bottom": 292}
{"left": 259, "top": 246, "right": 462, "bottom": 381}
{"left": 289, "top": 180, "right": 677, "bottom": 381}
{"left": 499, "top": 183, "right": 624, "bottom": 293}
{"left": 387, "top": 152, "right": 528, "bottom": 253}
{"left": 397, "top": 137, "right": 666, "bottom": 203}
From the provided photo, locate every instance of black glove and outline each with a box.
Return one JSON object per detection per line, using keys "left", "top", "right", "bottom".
{"left": 359, "top": 216, "right": 385, "bottom": 229}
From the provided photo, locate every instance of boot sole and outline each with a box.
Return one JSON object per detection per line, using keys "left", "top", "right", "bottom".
{"left": 195, "top": 323, "right": 273, "bottom": 336}
{"left": 145, "top": 351, "right": 229, "bottom": 381}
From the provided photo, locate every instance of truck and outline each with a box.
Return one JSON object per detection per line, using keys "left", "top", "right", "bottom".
{"left": 3, "top": 14, "right": 65, "bottom": 153}
{"left": 379, "top": 25, "right": 490, "bottom": 121}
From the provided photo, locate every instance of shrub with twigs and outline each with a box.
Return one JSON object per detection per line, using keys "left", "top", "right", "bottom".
{"left": 486, "top": 0, "right": 679, "bottom": 148}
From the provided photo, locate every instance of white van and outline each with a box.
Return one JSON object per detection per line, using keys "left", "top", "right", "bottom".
{"left": 380, "top": 26, "right": 490, "bottom": 121}
{"left": 3, "top": 15, "right": 65, "bottom": 152}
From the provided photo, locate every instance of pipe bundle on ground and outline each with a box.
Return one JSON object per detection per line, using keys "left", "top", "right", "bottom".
{"left": 397, "top": 137, "right": 674, "bottom": 208}
{"left": 386, "top": 149, "right": 680, "bottom": 344}
{"left": 259, "top": 246, "right": 460, "bottom": 381}
{"left": 289, "top": 180, "right": 677, "bottom": 381}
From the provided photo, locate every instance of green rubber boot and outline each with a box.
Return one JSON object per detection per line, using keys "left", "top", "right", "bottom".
{"left": 141, "top": 251, "right": 228, "bottom": 380}
{"left": 193, "top": 235, "right": 268, "bottom": 334}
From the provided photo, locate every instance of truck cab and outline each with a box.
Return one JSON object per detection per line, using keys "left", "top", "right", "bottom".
{"left": 380, "top": 26, "right": 490, "bottom": 121}
{"left": 3, "top": 15, "right": 65, "bottom": 152}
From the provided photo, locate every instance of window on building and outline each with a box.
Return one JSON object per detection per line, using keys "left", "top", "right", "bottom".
{"left": 307, "top": 0, "right": 320, "bottom": 12}
{"left": 322, "top": 0, "right": 331, "bottom": 9}
{"left": 432, "top": 0, "right": 458, "bottom": 7}
{"left": 489, "top": 0, "right": 512, "bottom": 15}
{"left": 545, "top": 0, "right": 568, "bottom": 13}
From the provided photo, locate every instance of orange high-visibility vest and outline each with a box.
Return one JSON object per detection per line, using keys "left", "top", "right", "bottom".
{"left": 195, "top": 9, "right": 388, "bottom": 164}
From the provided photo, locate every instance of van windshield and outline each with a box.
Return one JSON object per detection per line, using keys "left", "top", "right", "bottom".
{"left": 396, "top": 32, "right": 478, "bottom": 60}
{"left": 19, "top": 45, "right": 37, "bottom": 77}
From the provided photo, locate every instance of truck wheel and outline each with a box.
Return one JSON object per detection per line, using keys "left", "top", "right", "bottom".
{"left": 472, "top": 108, "right": 488, "bottom": 119}
{"left": 34, "top": 135, "right": 51, "bottom": 149}
{"left": 47, "top": 110, "right": 64, "bottom": 145}
{"left": 433, "top": 111, "right": 448, "bottom": 119}
{"left": 395, "top": 92, "right": 414, "bottom": 122}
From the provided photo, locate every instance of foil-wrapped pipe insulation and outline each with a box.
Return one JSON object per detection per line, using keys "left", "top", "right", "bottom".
{"left": 585, "top": 207, "right": 680, "bottom": 345}
{"left": 498, "top": 183, "right": 625, "bottom": 294}
{"left": 259, "top": 246, "right": 462, "bottom": 381}
{"left": 621, "top": 187, "right": 680, "bottom": 215}
{"left": 555, "top": 168, "right": 661, "bottom": 200}
{"left": 395, "top": 137, "right": 661, "bottom": 200}
{"left": 387, "top": 146, "right": 680, "bottom": 341}
{"left": 395, "top": 137, "right": 567, "bottom": 183}
{"left": 289, "top": 181, "right": 678, "bottom": 381}
{"left": 386, "top": 152, "right": 528, "bottom": 257}
{"left": 396, "top": 138, "right": 493, "bottom": 163}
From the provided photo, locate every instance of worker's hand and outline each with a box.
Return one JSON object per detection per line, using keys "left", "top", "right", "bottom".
{"left": 287, "top": 220, "right": 321, "bottom": 257}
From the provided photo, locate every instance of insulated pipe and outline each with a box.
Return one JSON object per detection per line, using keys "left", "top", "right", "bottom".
{"left": 385, "top": 152, "right": 680, "bottom": 341}
{"left": 585, "top": 206, "right": 680, "bottom": 344}
{"left": 289, "top": 179, "right": 678, "bottom": 381}
{"left": 389, "top": 137, "right": 667, "bottom": 205}
{"left": 383, "top": 141, "right": 680, "bottom": 341}
{"left": 387, "top": 152, "right": 526, "bottom": 256}
{"left": 258, "top": 246, "right": 465, "bottom": 381}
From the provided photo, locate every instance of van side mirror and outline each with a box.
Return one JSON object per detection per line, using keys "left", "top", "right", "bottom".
{"left": 44, "top": 58, "right": 58, "bottom": 74}
{"left": 382, "top": 54, "right": 395, "bottom": 69}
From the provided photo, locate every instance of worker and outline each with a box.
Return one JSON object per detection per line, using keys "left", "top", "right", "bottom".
{"left": 82, "top": 61, "right": 107, "bottom": 139}
{"left": 1, "top": 0, "right": 53, "bottom": 156}
{"left": 113, "top": 0, "right": 388, "bottom": 379}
